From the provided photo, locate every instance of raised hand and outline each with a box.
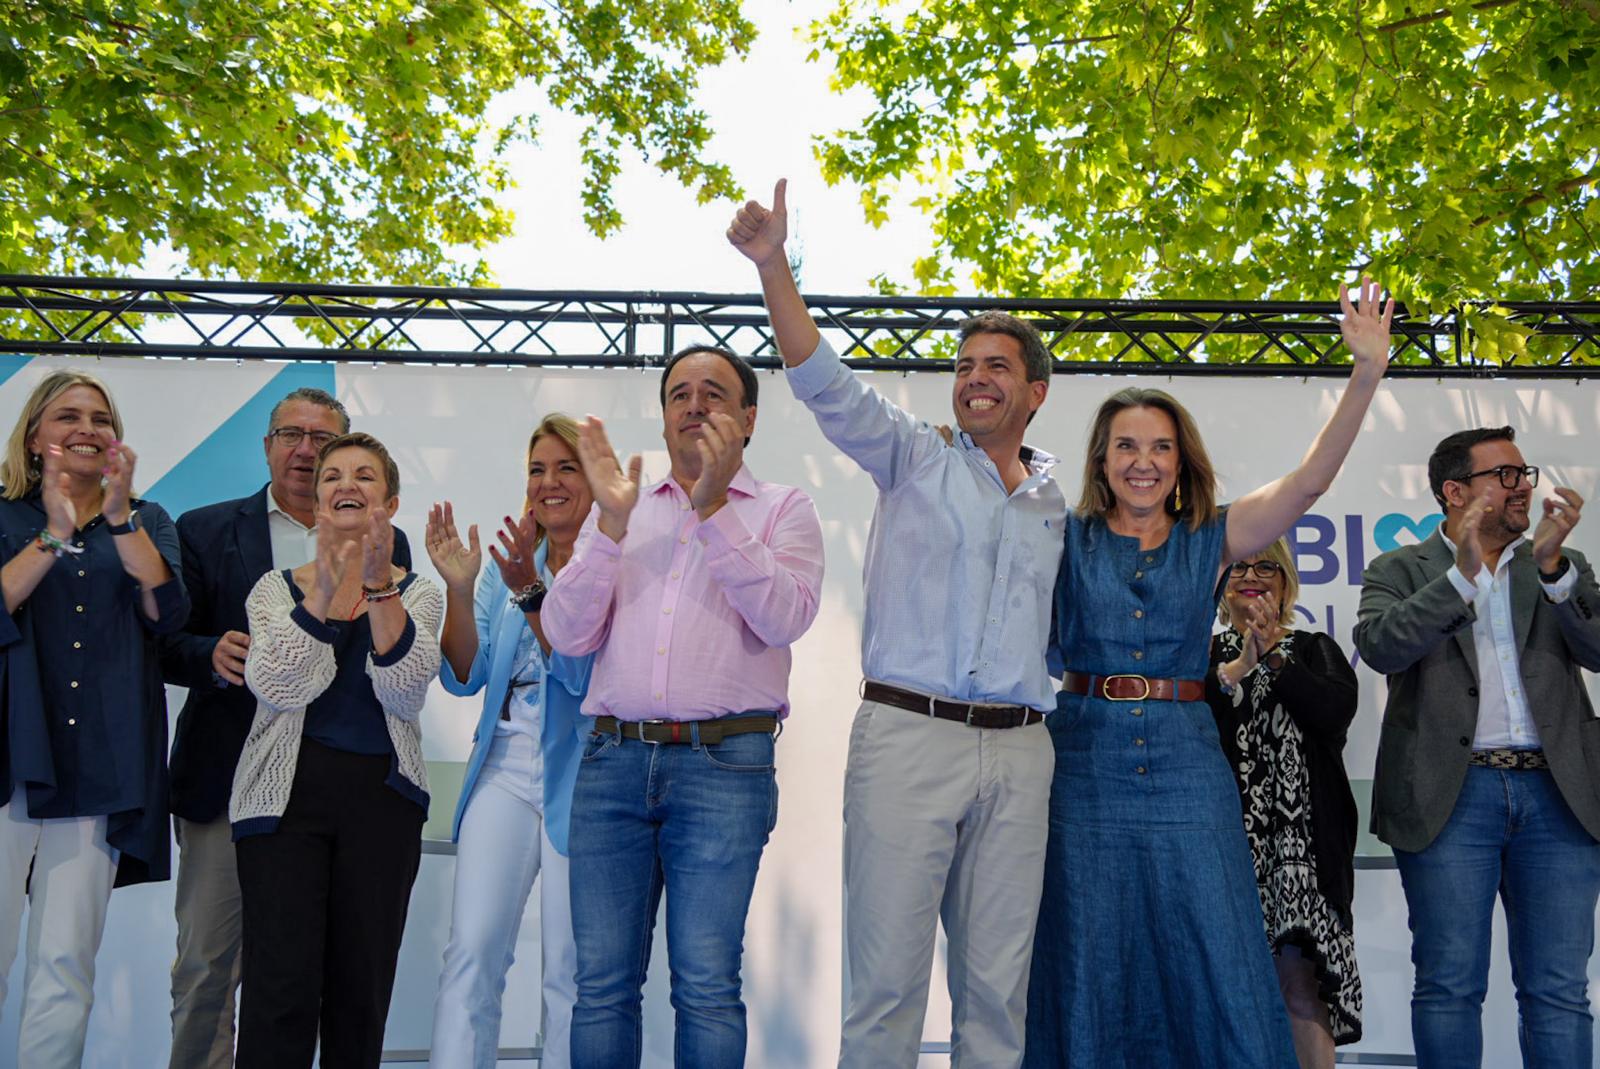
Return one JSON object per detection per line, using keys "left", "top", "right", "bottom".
{"left": 426, "top": 501, "right": 481, "bottom": 595}
{"left": 575, "top": 416, "right": 641, "bottom": 542}
{"left": 362, "top": 508, "right": 395, "bottom": 588}
{"left": 1338, "top": 274, "right": 1395, "bottom": 379}
{"left": 39, "top": 444, "right": 76, "bottom": 537}
{"left": 488, "top": 511, "right": 541, "bottom": 591}
{"left": 1533, "top": 487, "right": 1584, "bottom": 574}
{"left": 313, "top": 506, "right": 359, "bottom": 604}
{"left": 726, "top": 178, "right": 789, "bottom": 271}
{"left": 689, "top": 411, "right": 745, "bottom": 517}
{"left": 101, "top": 436, "right": 139, "bottom": 526}
{"left": 1453, "top": 495, "right": 1492, "bottom": 581}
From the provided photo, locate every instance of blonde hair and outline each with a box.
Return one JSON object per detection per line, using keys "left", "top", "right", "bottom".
{"left": 1075, "top": 387, "right": 1218, "bottom": 531}
{"left": 2, "top": 370, "right": 125, "bottom": 500}
{"left": 523, "top": 413, "right": 583, "bottom": 550}
{"left": 1218, "top": 536, "right": 1301, "bottom": 628}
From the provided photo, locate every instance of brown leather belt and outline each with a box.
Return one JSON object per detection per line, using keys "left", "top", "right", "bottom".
{"left": 862, "top": 681, "right": 1044, "bottom": 729}
{"left": 1062, "top": 671, "right": 1206, "bottom": 703}
{"left": 593, "top": 715, "right": 778, "bottom": 744}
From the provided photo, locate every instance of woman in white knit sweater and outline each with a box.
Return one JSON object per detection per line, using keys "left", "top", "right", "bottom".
{"left": 230, "top": 431, "right": 442, "bottom": 1069}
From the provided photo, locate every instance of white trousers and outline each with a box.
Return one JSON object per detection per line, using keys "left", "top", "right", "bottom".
{"left": 0, "top": 785, "right": 119, "bottom": 1069}
{"left": 430, "top": 731, "right": 577, "bottom": 1069}
{"left": 838, "top": 700, "right": 1054, "bottom": 1069}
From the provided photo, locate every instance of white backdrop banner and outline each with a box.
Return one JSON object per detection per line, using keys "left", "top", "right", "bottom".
{"left": 0, "top": 352, "right": 1594, "bottom": 1067}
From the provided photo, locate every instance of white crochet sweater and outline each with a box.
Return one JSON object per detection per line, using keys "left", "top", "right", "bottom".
{"left": 229, "top": 569, "right": 442, "bottom": 834}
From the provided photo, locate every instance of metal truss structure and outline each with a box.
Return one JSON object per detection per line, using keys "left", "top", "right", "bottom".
{"left": 2, "top": 275, "right": 1597, "bottom": 377}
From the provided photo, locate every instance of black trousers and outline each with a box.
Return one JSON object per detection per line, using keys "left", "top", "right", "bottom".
{"left": 234, "top": 738, "right": 423, "bottom": 1069}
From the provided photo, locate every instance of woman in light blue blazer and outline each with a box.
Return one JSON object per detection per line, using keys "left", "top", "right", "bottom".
{"left": 426, "top": 413, "right": 594, "bottom": 1069}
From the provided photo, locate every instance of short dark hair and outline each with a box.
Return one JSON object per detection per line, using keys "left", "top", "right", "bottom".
{"left": 659, "top": 345, "right": 759, "bottom": 444}
{"left": 269, "top": 387, "right": 350, "bottom": 434}
{"left": 314, "top": 432, "right": 401, "bottom": 500}
{"left": 1427, "top": 425, "right": 1516, "bottom": 509}
{"left": 956, "top": 312, "right": 1052, "bottom": 383}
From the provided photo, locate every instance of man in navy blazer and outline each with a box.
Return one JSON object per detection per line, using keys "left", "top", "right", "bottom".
{"left": 159, "top": 388, "right": 412, "bottom": 1069}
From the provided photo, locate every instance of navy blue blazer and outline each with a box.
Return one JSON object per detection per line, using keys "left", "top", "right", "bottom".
{"left": 160, "top": 485, "right": 412, "bottom": 823}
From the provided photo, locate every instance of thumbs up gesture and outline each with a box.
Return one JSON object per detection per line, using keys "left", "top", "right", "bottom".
{"left": 727, "top": 178, "right": 789, "bottom": 271}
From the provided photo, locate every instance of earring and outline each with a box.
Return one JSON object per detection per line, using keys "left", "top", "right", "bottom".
{"left": 1174, "top": 481, "right": 1183, "bottom": 512}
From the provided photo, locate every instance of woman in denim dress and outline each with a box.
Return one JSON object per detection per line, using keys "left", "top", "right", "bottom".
{"left": 1024, "top": 278, "right": 1391, "bottom": 1068}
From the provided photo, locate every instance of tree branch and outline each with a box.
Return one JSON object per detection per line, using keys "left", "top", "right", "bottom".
{"left": 1377, "top": 0, "right": 1519, "bottom": 33}
{"left": 1471, "top": 170, "right": 1600, "bottom": 226}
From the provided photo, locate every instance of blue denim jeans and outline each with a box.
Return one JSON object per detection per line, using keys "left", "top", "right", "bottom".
{"left": 566, "top": 722, "right": 778, "bottom": 1069}
{"left": 1394, "top": 766, "right": 1600, "bottom": 1069}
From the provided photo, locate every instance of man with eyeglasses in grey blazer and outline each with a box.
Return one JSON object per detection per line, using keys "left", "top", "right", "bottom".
{"left": 1355, "top": 425, "right": 1600, "bottom": 1068}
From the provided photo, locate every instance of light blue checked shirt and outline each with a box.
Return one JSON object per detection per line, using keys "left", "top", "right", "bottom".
{"left": 787, "top": 337, "right": 1067, "bottom": 711}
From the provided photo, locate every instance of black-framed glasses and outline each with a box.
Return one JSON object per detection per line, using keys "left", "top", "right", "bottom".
{"left": 268, "top": 427, "right": 339, "bottom": 449}
{"left": 1228, "top": 560, "right": 1283, "bottom": 579}
{"left": 1453, "top": 464, "right": 1539, "bottom": 490}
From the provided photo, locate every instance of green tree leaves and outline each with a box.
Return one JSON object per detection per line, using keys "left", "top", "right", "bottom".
{"left": 811, "top": 0, "right": 1600, "bottom": 339}
{"left": 1, "top": 0, "right": 754, "bottom": 283}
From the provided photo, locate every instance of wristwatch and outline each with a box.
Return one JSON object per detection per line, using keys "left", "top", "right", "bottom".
{"left": 511, "top": 578, "right": 547, "bottom": 614}
{"left": 105, "top": 510, "right": 139, "bottom": 536}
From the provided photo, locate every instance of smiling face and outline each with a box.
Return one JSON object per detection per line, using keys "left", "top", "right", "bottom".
{"left": 265, "top": 399, "right": 346, "bottom": 508}
{"left": 1102, "top": 405, "right": 1180, "bottom": 517}
{"left": 1444, "top": 439, "right": 1533, "bottom": 541}
{"left": 661, "top": 351, "right": 756, "bottom": 478}
{"left": 526, "top": 432, "right": 593, "bottom": 542}
{"left": 1224, "top": 555, "right": 1288, "bottom": 628}
{"left": 952, "top": 332, "right": 1047, "bottom": 444}
{"left": 315, "top": 446, "right": 397, "bottom": 529}
{"left": 28, "top": 384, "right": 118, "bottom": 481}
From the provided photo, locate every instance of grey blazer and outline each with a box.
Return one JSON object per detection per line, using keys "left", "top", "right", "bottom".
{"left": 1354, "top": 530, "right": 1600, "bottom": 853}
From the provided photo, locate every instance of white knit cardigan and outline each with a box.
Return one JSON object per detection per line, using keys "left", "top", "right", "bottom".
{"left": 229, "top": 569, "right": 442, "bottom": 833}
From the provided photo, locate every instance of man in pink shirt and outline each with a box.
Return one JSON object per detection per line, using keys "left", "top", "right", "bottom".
{"left": 542, "top": 344, "right": 825, "bottom": 1069}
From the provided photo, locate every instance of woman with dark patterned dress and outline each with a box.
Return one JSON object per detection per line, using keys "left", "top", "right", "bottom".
{"left": 1208, "top": 536, "right": 1362, "bottom": 1068}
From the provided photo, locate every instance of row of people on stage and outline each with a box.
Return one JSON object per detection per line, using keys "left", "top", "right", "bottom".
{"left": 0, "top": 183, "right": 1593, "bottom": 1069}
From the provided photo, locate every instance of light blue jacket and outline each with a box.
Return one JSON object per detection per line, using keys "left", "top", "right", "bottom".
{"left": 441, "top": 542, "right": 592, "bottom": 854}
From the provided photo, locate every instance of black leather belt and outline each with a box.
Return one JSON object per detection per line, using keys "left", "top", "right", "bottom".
{"left": 862, "top": 681, "right": 1043, "bottom": 729}
{"left": 592, "top": 715, "right": 778, "bottom": 744}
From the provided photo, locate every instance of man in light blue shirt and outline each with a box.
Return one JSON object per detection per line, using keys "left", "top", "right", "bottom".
{"left": 729, "top": 181, "right": 1065, "bottom": 1068}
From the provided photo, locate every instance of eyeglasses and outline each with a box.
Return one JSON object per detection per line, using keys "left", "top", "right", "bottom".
{"left": 268, "top": 427, "right": 339, "bottom": 449}
{"left": 1453, "top": 464, "right": 1539, "bottom": 490}
{"left": 1228, "top": 560, "right": 1284, "bottom": 579}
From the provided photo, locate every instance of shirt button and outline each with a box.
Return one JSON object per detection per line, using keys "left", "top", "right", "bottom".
{"left": 671, "top": 572, "right": 680, "bottom": 580}
{"left": 1133, "top": 609, "right": 1143, "bottom": 619}
{"left": 1136, "top": 765, "right": 1147, "bottom": 775}
{"left": 75, "top": 605, "right": 84, "bottom": 613}
{"left": 72, "top": 641, "right": 81, "bottom": 649}
{"left": 1134, "top": 737, "right": 1145, "bottom": 746}
{"left": 67, "top": 718, "right": 76, "bottom": 726}
{"left": 680, "top": 535, "right": 689, "bottom": 544}
{"left": 1133, "top": 650, "right": 1144, "bottom": 660}
{"left": 70, "top": 680, "right": 79, "bottom": 688}
{"left": 663, "top": 607, "right": 672, "bottom": 615}
{"left": 657, "top": 647, "right": 666, "bottom": 655}
{"left": 1134, "top": 571, "right": 1144, "bottom": 580}
{"left": 1144, "top": 555, "right": 1154, "bottom": 564}
{"left": 77, "top": 570, "right": 85, "bottom": 578}
{"left": 654, "top": 692, "right": 663, "bottom": 700}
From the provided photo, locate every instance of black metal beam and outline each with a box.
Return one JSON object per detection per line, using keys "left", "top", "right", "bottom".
{"left": 1, "top": 275, "right": 1596, "bottom": 376}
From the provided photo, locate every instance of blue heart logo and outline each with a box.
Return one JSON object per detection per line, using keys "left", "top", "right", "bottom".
{"left": 1374, "top": 512, "right": 1443, "bottom": 553}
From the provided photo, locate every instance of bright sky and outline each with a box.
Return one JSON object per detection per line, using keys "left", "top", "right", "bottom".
{"left": 470, "top": 0, "right": 935, "bottom": 296}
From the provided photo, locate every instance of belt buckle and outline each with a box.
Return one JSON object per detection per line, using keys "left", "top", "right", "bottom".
{"left": 1101, "top": 674, "right": 1151, "bottom": 702}
{"left": 964, "top": 703, "right": 980, "bottom": 726}
{"left": 637, "top": 718, "right": 671, "bottom": 745}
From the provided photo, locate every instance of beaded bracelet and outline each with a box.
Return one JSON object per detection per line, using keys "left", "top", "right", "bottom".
{"left": 34, "top": 530, "right": 84, "bottom": 558}
{"left": 362, "top": 582, "right": 401, "bottom": 603}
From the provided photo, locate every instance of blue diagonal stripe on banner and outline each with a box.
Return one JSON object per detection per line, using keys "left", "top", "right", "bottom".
{"left": 146, "top": 363, "right": 336, "bottom": 519}
{"left": 0, "top": 354, "right": 34, "bottom": 388}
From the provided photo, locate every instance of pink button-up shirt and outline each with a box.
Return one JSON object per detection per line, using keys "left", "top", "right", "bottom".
{"left": 542, "top": 465, "right": 824, "bottom": 721}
